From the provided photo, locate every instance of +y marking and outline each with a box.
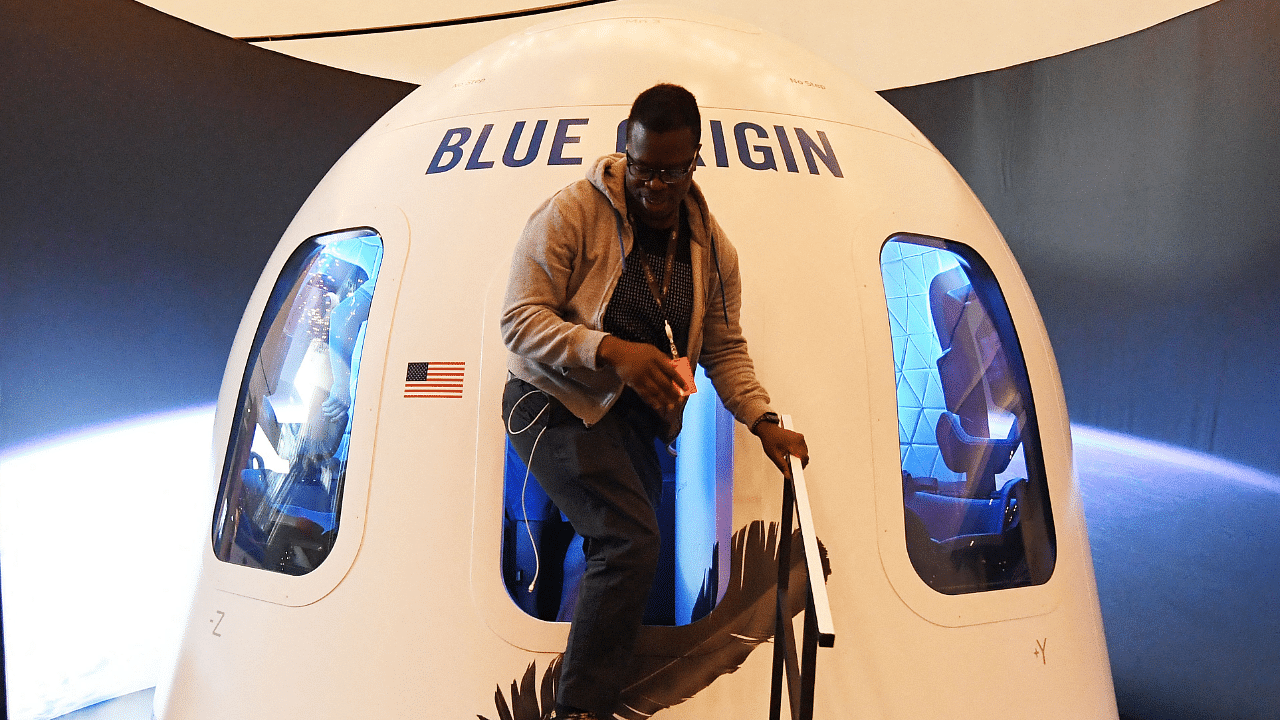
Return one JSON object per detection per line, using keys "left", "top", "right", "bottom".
{"left": 1034, "top": 637, "right": 1048, "bottom": 665}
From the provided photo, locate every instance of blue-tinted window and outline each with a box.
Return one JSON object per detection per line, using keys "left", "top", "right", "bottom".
{"left": 881, "top": 235, "right": 1055, "bottom": 594}
{"left": 212, "top": 229, "right": 384, "bottom": 575}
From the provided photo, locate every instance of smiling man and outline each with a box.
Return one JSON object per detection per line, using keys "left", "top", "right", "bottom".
{"left": 500, "top": 83, "right": 808, "bottom": 720}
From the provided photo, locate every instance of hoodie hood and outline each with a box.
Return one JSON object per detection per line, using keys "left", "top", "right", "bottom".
{"left": 588, "top": 152, "right": 630, "bottom": 217}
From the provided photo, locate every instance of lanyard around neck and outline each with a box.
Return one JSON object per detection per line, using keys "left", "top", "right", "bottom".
{"left": 631, "top": 217, "right": 682, "bottom": 359}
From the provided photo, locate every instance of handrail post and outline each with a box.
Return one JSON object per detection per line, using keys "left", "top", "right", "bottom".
{"left": 799, "top": 586, "right": 820, "bottom": 719}
{"left": 768, "top": 415, "right": 835, "bottom": 720}
{"left": 769, "top": 476, "right": 795, "bottom": 720}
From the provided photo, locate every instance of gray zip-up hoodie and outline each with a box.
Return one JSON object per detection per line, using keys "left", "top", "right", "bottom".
{"left": 501, "top": 153, "right": 773, "bottom": 438}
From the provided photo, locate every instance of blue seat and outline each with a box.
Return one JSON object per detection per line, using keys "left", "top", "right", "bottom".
{"left": 929, "top": 267, "right": 1023, "bottom": 498}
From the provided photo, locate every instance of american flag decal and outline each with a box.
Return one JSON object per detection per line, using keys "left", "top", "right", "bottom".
{"left": 404, "top": 361, "right": 465, "bottom": 399}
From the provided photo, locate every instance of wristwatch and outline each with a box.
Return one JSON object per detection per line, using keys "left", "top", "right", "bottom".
{"left": 751, "top": 411, "right": 781, "bottom": 434}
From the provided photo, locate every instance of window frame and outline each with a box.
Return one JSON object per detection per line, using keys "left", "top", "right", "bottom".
{"left": 867, "top": 232, "right": 1066, "bottom": 625}
{"left": 210, "top": 228, "right": 385, "bottom": 577}
{"left": 203, "top": 211, "right": 407, "bottom": 607}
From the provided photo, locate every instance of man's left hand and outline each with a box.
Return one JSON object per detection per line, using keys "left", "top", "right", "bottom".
{"left": 754, "top": 422, "right": 809, "bottom": 478}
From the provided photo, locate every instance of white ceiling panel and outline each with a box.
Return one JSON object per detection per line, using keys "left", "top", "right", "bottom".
{"left": 140, "top": 0, "right": 1220, "bottom": 89}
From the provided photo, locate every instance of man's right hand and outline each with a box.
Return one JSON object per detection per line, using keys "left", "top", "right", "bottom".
{"left": 597, "top": 335, "right": 685, "bottom": 413}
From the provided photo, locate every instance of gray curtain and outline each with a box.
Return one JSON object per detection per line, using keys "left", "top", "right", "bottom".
{"left": 0, "top": 0, "right": 413, "bottom": 449}
{"left": 882, "top": 0, "right": 1280, "bottom": 476}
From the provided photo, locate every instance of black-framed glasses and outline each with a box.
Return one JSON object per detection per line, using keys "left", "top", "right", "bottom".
{"left": 625, "top": 153, "right": 697, "bottom": 184}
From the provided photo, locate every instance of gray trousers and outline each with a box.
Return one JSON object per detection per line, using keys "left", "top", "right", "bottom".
{"left": 503, "top": 377, "right": 664, "bottom": 717}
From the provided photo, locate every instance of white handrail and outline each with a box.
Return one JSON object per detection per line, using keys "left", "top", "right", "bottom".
{"left": 780, "top": 415, "right": 835, "bottom": 646}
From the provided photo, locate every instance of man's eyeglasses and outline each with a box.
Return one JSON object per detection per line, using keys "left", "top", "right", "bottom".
{"left": 625, "top": 153, "right": 697, "bottom": 184}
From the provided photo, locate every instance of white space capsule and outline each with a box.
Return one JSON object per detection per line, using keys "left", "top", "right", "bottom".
{"left": 157, "top": 4, "right": 1117, "bottom": 718}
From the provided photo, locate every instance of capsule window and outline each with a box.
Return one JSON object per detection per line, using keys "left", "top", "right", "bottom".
{"left": 501, "top": 366, "right": 734, "bottom": 625}
{"left": 880, "top": 235, "right": 1055, "bottom": 594}
{"left": 212, "top": 228, "right": 384, "bottom": 575}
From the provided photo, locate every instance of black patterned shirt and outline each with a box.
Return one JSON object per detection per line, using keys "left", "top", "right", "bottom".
{"left": 603, "top": 212, "right": 694, "bottom": 362}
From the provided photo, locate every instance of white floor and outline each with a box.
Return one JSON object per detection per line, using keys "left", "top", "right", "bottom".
{"left": 1, "top": 407, "right": 215, "bottom": 720}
